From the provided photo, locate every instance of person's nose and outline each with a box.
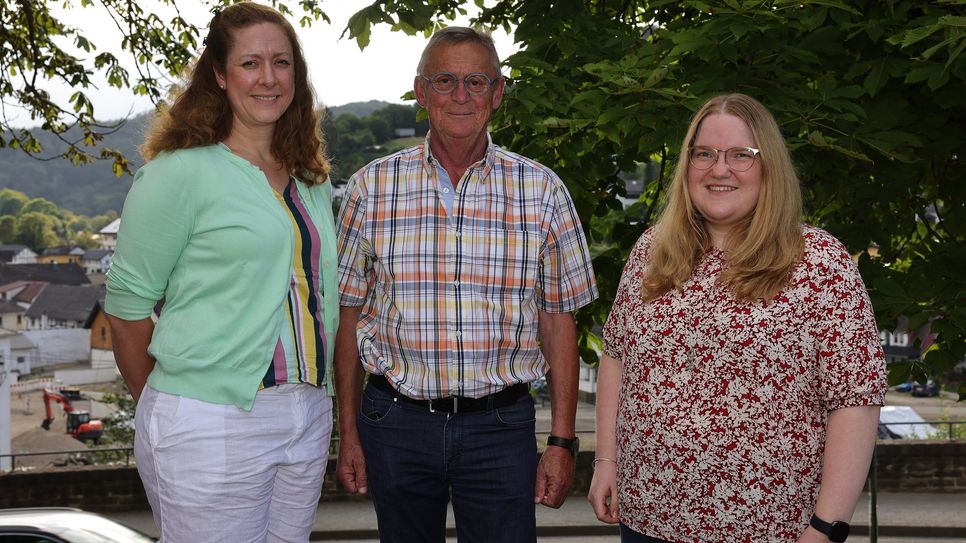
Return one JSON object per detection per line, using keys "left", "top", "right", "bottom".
{"left": 260, "top": 64, "right": 278, "bottom": 87}
{"left": 451, "top": 78, "right": 471, "bottom": 103}
{"left": 710, "top": 152, "right": 731, "bottom": 177}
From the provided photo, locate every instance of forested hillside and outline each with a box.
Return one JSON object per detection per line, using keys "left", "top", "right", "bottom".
{"left": 0, "top": 100, "right": 423, "bottom": 216}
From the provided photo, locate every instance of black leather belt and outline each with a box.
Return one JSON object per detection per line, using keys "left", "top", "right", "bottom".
{"left": 367, "top": 373, "right": 529, "bottom": 414}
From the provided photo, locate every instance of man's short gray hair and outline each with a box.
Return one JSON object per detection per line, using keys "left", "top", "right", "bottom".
{"left": 416, "top": 26, "right": 501, "bottom": 77}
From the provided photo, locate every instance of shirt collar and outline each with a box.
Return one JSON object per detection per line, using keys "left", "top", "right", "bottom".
{"left": 421, "top": 132, "right": 496, "bottom": 180}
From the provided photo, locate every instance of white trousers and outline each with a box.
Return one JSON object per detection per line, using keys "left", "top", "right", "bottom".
{"left": 135, "top": 384, "right": 333, "bottom": 543}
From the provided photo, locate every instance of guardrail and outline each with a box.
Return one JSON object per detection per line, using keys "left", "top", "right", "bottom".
{"left": 0, "top": 447, "right": 135, "bottom": 471}
{"left": 879, "top": 420, "right": 966, "bottom": 440}
{"left": 1, "top": 421, "right": 963, "bottom": 471}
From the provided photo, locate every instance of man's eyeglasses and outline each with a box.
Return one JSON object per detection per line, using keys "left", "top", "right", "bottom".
{"left": 419, "top": 72, "right": 498, "bottom": 95}
{"left": 688, "top": 146, "right": 761, "bottom": 172}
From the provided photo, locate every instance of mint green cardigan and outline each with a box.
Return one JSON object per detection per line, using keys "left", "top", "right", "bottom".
{"left": 105, "top": 145, "right": 338, "bottom": 410}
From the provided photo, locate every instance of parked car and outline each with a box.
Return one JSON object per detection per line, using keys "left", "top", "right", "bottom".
{"left": 910, "top": 379, "right": 940, "bottom": 398}
{"left": 0, "top": 507, "right": 155, "bottom": 542}
{"left": 894, "top": 382, "right": 913, "bottom": 393}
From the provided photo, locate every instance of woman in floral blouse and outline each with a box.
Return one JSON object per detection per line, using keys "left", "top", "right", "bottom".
{"left": 588, "top": 93, "right": 887, "bottom": 543}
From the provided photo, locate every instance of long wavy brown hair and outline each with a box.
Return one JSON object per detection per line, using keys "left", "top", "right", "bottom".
{"left": 643, "top": 93, "right": 804, "bottom": 302}
{"left": 141, "top": 1, "right": 329, "bottom": 184}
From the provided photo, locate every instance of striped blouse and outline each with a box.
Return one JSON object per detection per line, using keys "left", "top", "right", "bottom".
{"left": 262, "top": 178, "right": 328, "bottom": 388}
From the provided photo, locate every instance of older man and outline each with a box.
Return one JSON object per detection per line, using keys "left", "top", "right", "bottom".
{"left": 335, "top": 27, "right": 598, "bottom": 543}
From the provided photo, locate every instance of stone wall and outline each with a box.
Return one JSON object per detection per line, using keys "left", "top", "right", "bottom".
{"left": 2, "top": 441, "right": 963, "bottom": 512}
{"left": 874, "top": 440, "right": 966, "bottom": 492}
{"left": 0, "top": 465, "right": 148, "bottom": 512}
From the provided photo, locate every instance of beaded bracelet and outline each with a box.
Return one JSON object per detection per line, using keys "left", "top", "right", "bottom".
{"left": 592, "top": 457, "right": 616, "bottom": 469}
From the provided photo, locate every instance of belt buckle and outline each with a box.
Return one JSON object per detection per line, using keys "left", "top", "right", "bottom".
{"left": 428, "top": 397, "right": 458, "bottom": 414}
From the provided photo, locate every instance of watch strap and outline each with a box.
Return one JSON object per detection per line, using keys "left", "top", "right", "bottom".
{"left": 546, "top": 435, "right": 577, "bottom": 457}
{"left": 810, "top": 513, "right": 850, "bottom": 542}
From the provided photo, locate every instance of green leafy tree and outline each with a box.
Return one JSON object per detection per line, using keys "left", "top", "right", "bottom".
{"left": 14, "top": 211, "right": 59, "bottom": 251}
{"left": 345, "top": 0, "right": 966, "bottom": 397}
{"left": 1, "top": 0, "right": 329, "bottom": 173}
{"left": 89, "top": 211, "right": 119, "bottom": 232}
{"left": 370, "top": 103, "right": 428, "bottom": 136}
{"left": 20, "top": 197, "right": 61, "bottom": 217}
{"left": 0, "top": 215, "right": 17, "bottom": 243}
{"left": 99, "top": 391, "right": 136, "bottom": 446}
{"left": 0, "top": 188, "right": 28, "bottom": 216}
{"left": 367, "top": 116, "right": 393, "bottom": 143}
{"left": 71, "top": 230, "right": 100, "bottom": 250}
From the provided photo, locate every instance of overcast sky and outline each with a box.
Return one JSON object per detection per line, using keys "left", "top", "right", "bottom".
{"left": 27, "top": 1, "right": 516, "bottom": 124}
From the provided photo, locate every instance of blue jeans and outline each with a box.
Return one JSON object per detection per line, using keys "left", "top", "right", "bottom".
{"left": 620, "top": 523, "right": 674, "bottom": 543}
{"left": 357, "top": 382, "right": 538, "bottom": 543}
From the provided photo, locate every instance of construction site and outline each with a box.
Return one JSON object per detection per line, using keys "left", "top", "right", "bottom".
{"left": 3, "top": 370, "right": 123, "bottom": 470}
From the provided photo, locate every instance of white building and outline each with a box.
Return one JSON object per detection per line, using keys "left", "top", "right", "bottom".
{"left": 0, "top": 329, "right": 38, "bottom": 375}
{"left": 0, "top": 245, "right": 37, "bottom": 265}
{"left": 97, "top": 219, "right": 121, "bottom": 251}
{"left": 81, "top": 249, "right": 114, "bottom": 275}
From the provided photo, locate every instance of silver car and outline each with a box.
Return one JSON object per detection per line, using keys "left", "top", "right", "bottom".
{"left": 0, "top": 508, "right": 155, "bottom": 542}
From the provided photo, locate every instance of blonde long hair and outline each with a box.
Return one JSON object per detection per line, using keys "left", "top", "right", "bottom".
{"left": 140, "top": 2, "right": 329, "bottom": 183}
{"left": 643, "top": 93, "right": 804, "bottom": 302}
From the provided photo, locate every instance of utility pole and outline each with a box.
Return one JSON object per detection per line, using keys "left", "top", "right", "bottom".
{"left": 0, "top": 369, "right": 12, "bottom": 472}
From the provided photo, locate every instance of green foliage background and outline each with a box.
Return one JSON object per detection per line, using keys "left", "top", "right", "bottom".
{"left": 346, "top": 0, "right": 966, "bottom": 397}
{"left": 0, "top": 188, "right": 117, "bottom": 250}
{"left": 2, "top": 0, "right": 963, "bottom": 396}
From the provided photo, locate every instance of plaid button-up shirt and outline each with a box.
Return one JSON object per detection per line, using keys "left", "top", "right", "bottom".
{"left": 337, "top": 136, "right": 598, "bottom": 400}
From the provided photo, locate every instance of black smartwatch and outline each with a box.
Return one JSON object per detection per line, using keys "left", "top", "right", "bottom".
{"left": 810, "top": 514, "right": 850, "bottom": 542}
{"left": 546, "top": 435, "right": 579, "bottom": 458}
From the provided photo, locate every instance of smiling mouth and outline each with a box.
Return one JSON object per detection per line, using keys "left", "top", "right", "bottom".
{"left": 707, "top": 185, "right": 736, "bottom": 192}
{"left": 252, "top": 95, "right": 280, "bottom": 102}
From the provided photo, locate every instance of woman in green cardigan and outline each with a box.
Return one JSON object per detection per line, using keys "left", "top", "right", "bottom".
{"left": 105, "top": 3, "right": 338, "bottom": 541}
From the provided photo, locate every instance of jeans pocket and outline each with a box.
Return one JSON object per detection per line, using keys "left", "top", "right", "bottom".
{"left": 494, "top": 395, "right": 536, "bottom": 428}
{"left": 359, "top": 387, "right": 397, "bottom": 424}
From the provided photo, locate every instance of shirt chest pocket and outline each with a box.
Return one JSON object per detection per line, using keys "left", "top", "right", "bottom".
{"left": 460, "top": 227, "right": 541, "bottom": 299}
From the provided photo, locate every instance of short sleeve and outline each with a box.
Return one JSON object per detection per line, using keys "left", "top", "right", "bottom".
{"left": 336, "top": 172, "right": 372, "bottom": 307}
{"left": 105, "top": 153, "right": 195, "bottom": 320}
{"left": 602, "top": 231, "right": 651, "bottom": 362}
{"left": 537, "top": 179, "right": 598, "bottom": 313}
{"left": 810, "top": 233, "right": 888, "bottom": 410}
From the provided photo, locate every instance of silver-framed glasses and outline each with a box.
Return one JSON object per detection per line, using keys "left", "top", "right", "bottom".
{"left": 419, "top": 72, "right": 498, "bottom": 95}
{"left": 688, "top": 146, "right": 761, "bottom": 172}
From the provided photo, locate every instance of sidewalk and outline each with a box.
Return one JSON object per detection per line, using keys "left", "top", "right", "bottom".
{"left": 110, "top": 491, "right": 966, "bottom": 540}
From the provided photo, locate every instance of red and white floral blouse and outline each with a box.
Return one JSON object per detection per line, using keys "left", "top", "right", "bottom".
{"left": 602, "top": 225, "right": 887, "bottom": 543}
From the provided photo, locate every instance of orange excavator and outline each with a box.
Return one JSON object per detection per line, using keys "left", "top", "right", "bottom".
{"left": 40, "top": 388, "right": 104, "bottom": 443}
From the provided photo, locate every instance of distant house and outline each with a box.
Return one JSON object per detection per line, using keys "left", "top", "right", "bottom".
{"left": 0, "top": 263, "right": 90, "bottom": 286}
{"left": 0, "top": 329, "right": 38, "bottom": 375}
{"left": 98, "top": 219, "right": 120, "bottom": 250}
{"left": 39, "top": 246, "right": 86, "bottom": 265}
{"left": 81, "top": 249, "right": 114, "bottom": 275}
{"left": 0, "top": 280, "right": 48, "bottom": 309}
{"left": 24, "top": 284, "right": 103, "bottom": 330}
{"left": 86, "top": 300, "right": 116, "bottom": 370}
{"left": 0, "top": 299, "right": 26, "bottom": 331}
{"left": 87, "top": 293, "right": 163, "bottom": 372}
{"left": 394, "top": 127, "right": 417, "bottom": 138}
{"left": 0, "top": 245, "right": 38, "bottom": 264}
